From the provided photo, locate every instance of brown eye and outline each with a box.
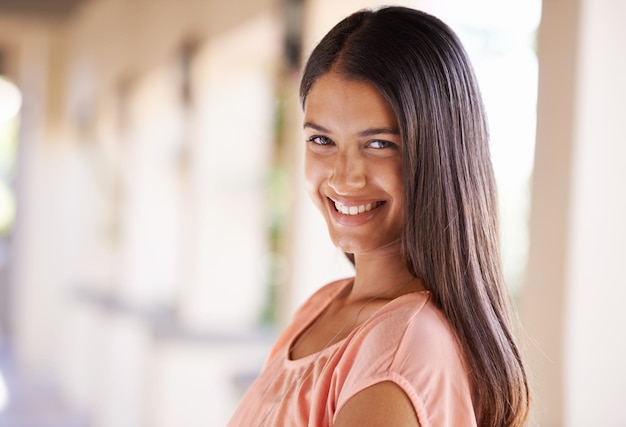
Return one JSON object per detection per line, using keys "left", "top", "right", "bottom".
{"left": 369, "top": 140, "right": 396, "bottom": 149}
{"left": 309, "top": 136, "right": 333, "bottom": 146}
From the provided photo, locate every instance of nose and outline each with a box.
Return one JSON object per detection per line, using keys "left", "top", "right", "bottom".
{"left": 328, "top": 151, "right": 366, "bottom": 195}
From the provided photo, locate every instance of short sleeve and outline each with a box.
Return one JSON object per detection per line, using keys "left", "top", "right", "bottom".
{"left": 332, "top": 296, "right": 477, "bottom": 427}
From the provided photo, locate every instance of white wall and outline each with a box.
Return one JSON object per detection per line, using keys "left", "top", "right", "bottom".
{"left": 565, "top": 0, "right": 626, "bottom": 424}
{"left": 524, "top": 0, "right": 626, "bottom": 425}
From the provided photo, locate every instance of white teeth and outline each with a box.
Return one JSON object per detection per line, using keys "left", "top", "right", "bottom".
{"left": 333, "top": 201, "right": 381, "bottom": 215}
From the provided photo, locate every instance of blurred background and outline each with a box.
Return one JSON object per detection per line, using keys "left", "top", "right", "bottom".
{"left": 0, "top": 0, "right": 624, "bottom": 426}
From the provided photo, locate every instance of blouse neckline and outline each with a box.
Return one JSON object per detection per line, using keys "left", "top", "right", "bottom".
{"left": 284, "top": 278, "right": 430, "bottom": 368}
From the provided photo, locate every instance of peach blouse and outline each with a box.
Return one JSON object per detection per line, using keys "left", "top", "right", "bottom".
{"left": 228, "top": 278, "right": 477, "bottom": 426}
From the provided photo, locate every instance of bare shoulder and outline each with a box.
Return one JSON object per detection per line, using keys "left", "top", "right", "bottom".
{"left": 334, "top": 381, "right": 421, "bottom": 427}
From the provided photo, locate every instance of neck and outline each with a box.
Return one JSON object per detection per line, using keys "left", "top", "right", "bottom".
{"left": 349, "top": 241, "right": 425, "bottom": 302}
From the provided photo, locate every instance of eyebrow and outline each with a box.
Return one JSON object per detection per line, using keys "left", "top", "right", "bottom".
{"left": 303, "top": 121, "right": 400, "bottom": 137}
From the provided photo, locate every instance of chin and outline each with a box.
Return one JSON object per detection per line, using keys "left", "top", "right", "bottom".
{"left": 330, "top": 230, "right": 403, "bottom": 256}
{"left": 329, "top": 234, "right": 361, "bottom": 254}
{"left": 330, "top": 235, "right": 383, "bottom": 255}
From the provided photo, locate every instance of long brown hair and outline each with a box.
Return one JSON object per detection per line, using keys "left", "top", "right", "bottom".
{"left": 300, "top": 7, "right": 529, "bottom": 426}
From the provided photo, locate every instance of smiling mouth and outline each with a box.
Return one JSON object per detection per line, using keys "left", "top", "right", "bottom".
{"left": 332, "top": 200, "right": 385, "bottom": 215}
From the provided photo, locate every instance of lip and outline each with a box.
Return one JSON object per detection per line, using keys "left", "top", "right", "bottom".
{"left": 326, "top": 197, "right": 386, "bottom": 226}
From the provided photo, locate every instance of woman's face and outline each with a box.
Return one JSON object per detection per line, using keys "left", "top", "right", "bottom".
{"left": 303, "top": 70, "right": 404, "bottom": 256}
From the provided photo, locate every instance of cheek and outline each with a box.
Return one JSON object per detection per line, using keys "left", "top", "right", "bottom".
{"left": 380, "top": 163, "right": 405, "bottom": 217}
{"left": 304, "top": 153, "right": 325, "bottom": 205}
{"left": 377, "top": 161, "right": 404, "bottom": 194}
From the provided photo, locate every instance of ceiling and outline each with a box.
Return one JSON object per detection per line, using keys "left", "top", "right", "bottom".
{"left": 0, "top": 0, "right": 89, "bottom": 19}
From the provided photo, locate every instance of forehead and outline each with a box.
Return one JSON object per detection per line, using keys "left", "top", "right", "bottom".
{"left": 303, "top": 71, "right": 398, "bottom": 132}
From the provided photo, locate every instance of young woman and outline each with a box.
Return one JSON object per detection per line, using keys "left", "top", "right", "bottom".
{"left": 228, "top": 6, "right": 530, "bottom": 426}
